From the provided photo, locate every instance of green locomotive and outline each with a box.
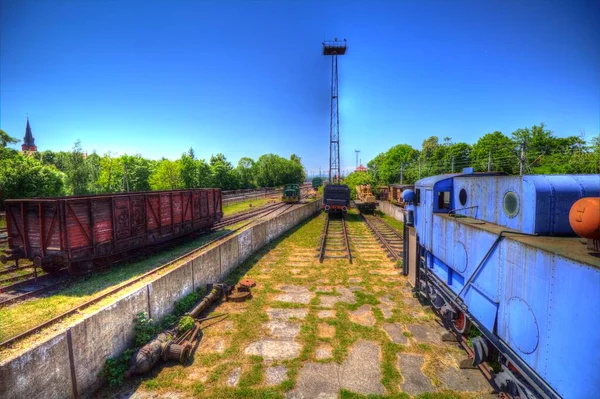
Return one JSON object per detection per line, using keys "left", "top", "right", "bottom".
{"left": 311, "top": 177, "right": 323, "bottom": 190}
{"left": 282, "top": 183, "right": 301, "bottom": 203}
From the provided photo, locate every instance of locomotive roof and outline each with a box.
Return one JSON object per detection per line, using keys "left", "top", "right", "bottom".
{"left": 416, "top": 172, "right": 504, "bottom": 189}
{"left": 437, "top": 213, "right": 600, "bottom": 268}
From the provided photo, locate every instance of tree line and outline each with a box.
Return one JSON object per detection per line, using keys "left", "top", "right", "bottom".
{"left": 343, "top": 123, "right": 599, "bottom": 197}
{"left": 0, "top": 130, "right": 306, "bottom": 205}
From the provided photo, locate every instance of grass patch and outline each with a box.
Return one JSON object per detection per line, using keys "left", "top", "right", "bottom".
{"left": 375, "top": 210, "right": 404, "bottom": 233}
{"left": 0, "top": 231, "right": 223, "bottom": 344}
{"left": 223, "top": 197, "right": 278, "bottom": 217}
{"left": 95, "top": 205, "right": 479, "bottom": 398}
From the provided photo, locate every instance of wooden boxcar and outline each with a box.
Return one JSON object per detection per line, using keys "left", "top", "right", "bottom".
{"left": 389, "top": 184, "right": 414, "bottom": 207}
{"left": 1, "top": 189, "right": 222, "bottom": 274}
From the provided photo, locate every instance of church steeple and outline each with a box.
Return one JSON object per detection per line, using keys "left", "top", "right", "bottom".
{"left": 22, "top": 116, "right": 37, "bottom": 152}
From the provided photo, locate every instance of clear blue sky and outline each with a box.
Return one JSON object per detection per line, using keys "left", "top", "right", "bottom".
{"left": 1, "top": 0, "right": 599, "bottom": 175}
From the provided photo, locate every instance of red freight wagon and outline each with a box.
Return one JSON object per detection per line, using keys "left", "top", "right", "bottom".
{"left": 0, "top": 188, "right": 222, "bottom": 274}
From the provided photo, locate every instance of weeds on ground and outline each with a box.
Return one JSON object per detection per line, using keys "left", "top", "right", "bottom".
{"left": 112, "top": 209, "right": 481, "bottom": 398}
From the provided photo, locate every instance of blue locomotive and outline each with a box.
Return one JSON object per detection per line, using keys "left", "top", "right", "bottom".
{"left": 405, "top": 169, "right": 600, "bottom": 399}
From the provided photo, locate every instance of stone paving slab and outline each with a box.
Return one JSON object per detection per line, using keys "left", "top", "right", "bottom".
{"left": 379, "top": 302, "right": 394, "bottom": 319}
{"left": 438, "top": 365, "right": 492, "bottom": 392}
{"left": 349, "top": 304, "right": 376, "bottom": 327}
{"left": 274, "top": 285, "right": 314, "bottom": 304}
{"left": 266, "top": 308, "right": 309, "bottom": 321}
{"left": 315, "top": 286, "right": 335, "bottom": 293}
{"left": 339, "top": 340, "right": 385, "bottom": 395}
{"left": 265, "top": 365, "right": 288, "bottom": 386}
{"left": 287, "top": 340, "right": 385, "bottom": 398}
{"left": 285, "top": 363, "right": 339, "bottom": 399}
{"left": 244, "top": 339, "right": 302, "bottom": 361}
{"left": 382, "top": 323, "right": 407, "bottom": 344}
{"left": 265, "top": 320, "right": 301, "bottom": 339}
{"left": 407, "top": 324, "right": 444, "bottom": 344}
{"left": 318, "top": 310, "right": 336, "bottom": 318}
{"left": 315, "top": 344, "right": 333, "bottom": 360}
{"left": 398, "top": 353, "right": 434, "bottom": 395}
{"left": 227, "top": 367, "right": 241, "bottom": 387}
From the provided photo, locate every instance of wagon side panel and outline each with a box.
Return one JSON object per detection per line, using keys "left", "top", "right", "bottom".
{"left": 160, "top": 193, "right": 173, "bottom": 234}
{"left": 65, "top": 199, "right": 93, "bottom": 259}
{"left": 92, "top": 198, "right": 113, "bottom": 257}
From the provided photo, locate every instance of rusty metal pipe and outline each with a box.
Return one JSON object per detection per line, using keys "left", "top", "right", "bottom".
{"left": 187, "top": 284, "right": 227, "bottom": 318}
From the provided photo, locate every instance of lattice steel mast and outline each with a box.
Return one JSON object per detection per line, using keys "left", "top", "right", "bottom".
{"left": 322, "top": 38, "right": 347, "bottom": 184}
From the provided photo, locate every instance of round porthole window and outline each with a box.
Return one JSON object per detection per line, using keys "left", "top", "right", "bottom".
{"left": 503, "top": 191, "right": 519, "bottom": 218}
{"left": 459, "top": 188, "right": 467, "bottom": 206}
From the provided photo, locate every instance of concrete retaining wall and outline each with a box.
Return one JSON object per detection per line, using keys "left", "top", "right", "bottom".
{"left": 0, "top": 199, "right": 322, "bottom": 399}
{"left": 377, "top": 200, "right": 406, "bottom": 223}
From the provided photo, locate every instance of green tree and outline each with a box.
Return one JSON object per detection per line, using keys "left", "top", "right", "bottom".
{"left": 0, "top": 129, "right": 18, "bottom": 147}
{"left": 97, "top": 152, "right": 122, "bottom": 193}
{"left": 236, "top": 157, "right": 256, "bottom": 189}
{"left": 65, "top": 140, "right": 91, "bottom": 195}
{"left": 343, "top": 171, "right": 374, "bottom": 199}
{"left": 209, "top": 153, "right": 238, "bottom": 190}
{"left": 0, "top": 154, "right": 66, "bottom": 205}
{"left": 120, "top": 154, "right": 152, "bottom": 192}
{"left": 197, "top": 159, "right": 212, "bottom": 187}
{"left": 149, "top": 159, "right": 183, "bottom": 190}
{"left": 377, "top": 144, "right": 419, "bottom": 184}
{"left": 471, "top": 131, "right": 518, "bottom": 174}
{"left": 180, "top": 148, "right": 199, "bottom": 188}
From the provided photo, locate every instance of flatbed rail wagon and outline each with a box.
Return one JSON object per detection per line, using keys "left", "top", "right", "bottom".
{"left": 1, "top": 188, "right": 222, "bottom": 274}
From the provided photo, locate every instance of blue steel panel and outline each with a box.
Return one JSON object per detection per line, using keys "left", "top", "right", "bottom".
{"left": 524, "top": 175, "right": 600, "bottom": 235}
{"left": 432, "top": 215, "right": 500, "bottom": 303}
{"left": 463, "top": 284, "right": 498, "bottom": 333}
{"left": 497, "top": 240, "right": 554, "bottom": 391}
{"left": 415, "top": 174, "right": 460, "bottom": 189}
{"left": 543, "top": 255, "right": 600, "bottom": 398}
{"left": 454, "top": 175, "right": 600, "bottom": 235}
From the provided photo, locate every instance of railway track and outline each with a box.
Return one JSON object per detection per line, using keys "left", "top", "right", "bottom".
{"left": 213, "top": 201, "right": 286, "bottom": 229}
{"left": 318, "top": 214, "right": 352, "bottom": 263}
{"left": 0, "top": 199, "right": 294, "bottom": 349}
{"left": 0, "top": 226, "right": 7, "bottom": 246}
{"left": 361, "top": 214, "right": 404, "bottom": 261}
{"left": 0, "top": 273, "right": 70, "bottom": 309}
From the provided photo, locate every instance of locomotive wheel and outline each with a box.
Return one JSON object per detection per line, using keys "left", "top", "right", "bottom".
{"left": 453, "top": 311, "right": 472, "bottom": 334}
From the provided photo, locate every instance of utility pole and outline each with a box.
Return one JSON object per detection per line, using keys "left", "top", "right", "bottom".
{"left": 418, "top": 161, "right": 421, "bottom": 179}
{"left": 519, "top": 141, "right": 526, "bottom": 176}
{"left": 355, "top": 150, "right": 360, "bottom": 169}
{"left": 487, "top": 151, "right": 492, "bottom": 172}
{"left": 400, "top": 162, "right": 404, "bottom": 184}
{"left": 451, "top": 156, "right": 455, "bottom": 173}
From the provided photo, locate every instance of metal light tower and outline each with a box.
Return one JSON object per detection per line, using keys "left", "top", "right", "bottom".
{"left": 322, "top": 38, "right": 347, "bottom": 184}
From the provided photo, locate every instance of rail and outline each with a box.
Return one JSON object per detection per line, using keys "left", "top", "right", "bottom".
{"left": 318, "top": 214, "right": 351, "bottom": 263}
{"left": 361, "top": 214, "right": 403, "bottom": 262}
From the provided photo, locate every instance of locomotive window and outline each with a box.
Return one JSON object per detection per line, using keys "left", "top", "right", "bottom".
{"left": 415, "top": 189, "right": 421, "bottom": 204}
{"left": 459, "top": 189, "right": 467, "bottom": 206}
{"left": 438, "top": 191, "right": 451, "bottom": 209}
{"left": 503, "top": 191, "right": 519, "bottom": 218}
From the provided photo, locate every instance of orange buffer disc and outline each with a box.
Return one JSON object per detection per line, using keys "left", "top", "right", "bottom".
{"left": 569, "top": 197, "right": 600, "bottom": 240}
{"left": 240, "top": 279, "right": 256, "bottom": 288}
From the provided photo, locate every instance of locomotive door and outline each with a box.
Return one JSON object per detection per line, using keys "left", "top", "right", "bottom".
{"left": 424, "top": 189, "right": 433, "bottom": 251}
